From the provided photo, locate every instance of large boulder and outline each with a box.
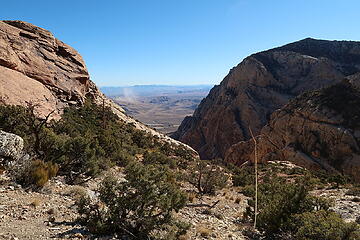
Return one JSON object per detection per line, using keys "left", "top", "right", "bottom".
{"left": 172, "top": 38, "right": 360, "bottom": 159}
{"left": 0, "top": 130, "right": 24, "bottom": 161}
{"left": 226, "top": 79, "right": 360, "bottom": 181}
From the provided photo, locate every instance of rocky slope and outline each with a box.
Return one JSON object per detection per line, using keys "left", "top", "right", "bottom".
{"left": 0, "top": 20, "right": 186, "bottom": 146}
{"left": 172, "top": 38, "right": 360, "bottom": 159}
{"left": 226, "top": 79, "right": 360, "bottom": 181}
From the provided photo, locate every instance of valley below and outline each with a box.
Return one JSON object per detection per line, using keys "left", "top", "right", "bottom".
{"left": 101, "top": 85, "right": 212, "bottom": 134}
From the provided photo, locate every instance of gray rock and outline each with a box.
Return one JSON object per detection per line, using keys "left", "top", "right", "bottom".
{"left": 0, "top": 131, "right": 24, "bottom": 160}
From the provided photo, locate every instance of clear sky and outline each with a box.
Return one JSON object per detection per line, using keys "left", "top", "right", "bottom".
{"left": 2, "top": 0, "right": 360, "bottom": 86}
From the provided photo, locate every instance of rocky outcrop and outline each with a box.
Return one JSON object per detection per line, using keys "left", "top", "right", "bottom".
{"left": 173, "top": 38, "right": 360, "bottom": 159}
{"left": 0, "top": 20, "right": 90, "bottom": 117}
{"left": 0, "top": 130, "right": 23, "bottom": 161}
{"left": 226, "top": 80, "right": 360, "bottom": 181}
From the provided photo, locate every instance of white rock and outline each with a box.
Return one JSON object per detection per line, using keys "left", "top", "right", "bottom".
{"left": 0, "top": 131, "right": 24, "bottom": 160}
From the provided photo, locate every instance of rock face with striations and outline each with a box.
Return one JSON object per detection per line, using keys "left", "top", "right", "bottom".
{"left": 172, "top": 38, "right": 360, "bottom": 160}
{"left": 226, "top": 79, "right": 360, "bottom": 182}
{"left": 0, "top": 20, "right": 91, "bottom": 117}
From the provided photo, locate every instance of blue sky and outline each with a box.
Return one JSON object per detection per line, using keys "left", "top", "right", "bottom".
{"left": 2, "top": 0, "right": 360, "bottom": 86}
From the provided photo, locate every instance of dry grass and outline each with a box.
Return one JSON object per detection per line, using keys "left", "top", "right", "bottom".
{"left": 178, "top": 234, "right": 190, "bottom": 240}
{"left": 65, "top": 185, "right": 87, "bottom": 200}
{"left": 235, "top": 197, "right": 241, "bottom": 204}
{"left": 30, "top": 199, "right": 41, "bottom": 208}
{"left": 197, "top": 226, "right": 212, "bottom": 237}
{"left": 188, "top": 192, "right": 196, "bottom": 203}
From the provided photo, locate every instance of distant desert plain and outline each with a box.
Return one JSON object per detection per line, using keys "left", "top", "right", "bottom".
{"left": 101, "top": 85, "right": 213, "bottom": 134}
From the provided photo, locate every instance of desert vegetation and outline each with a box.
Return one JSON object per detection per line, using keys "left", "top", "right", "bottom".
{"left": 0, "top": 101, "right": 195, "bottom": 184}
{"left": 0, "top": 101, "right": 198, "bottom": 238}
{"left": 235, "top": 163, "right": 360, "bottom": 240}
{"left": 77, "top": 162, "right": 189, "bottom": 239}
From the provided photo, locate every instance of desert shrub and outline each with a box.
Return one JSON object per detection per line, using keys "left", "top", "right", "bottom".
{"left": 158, "top": 142, "right": 196, "bottom": 168}
{"left": 243, "top": 176, "right": 356, "bottom": 239}
{"left": 65, "top": 185, "right": 88, "bottom": 201}
{"left": 256, "top": 180, "right": 329, "bottom": 235}
{"left": 233, "top": 166, "right": 255, "bottom": 187}
{"left": 188, "top": 161, "right": 228, "bottom": 195}
{"left": 313, "top": 170, "right": 351, "bottom": 187}
{"left": 0, "top": 104, "right": 53, "bottom": 153}
{"left": 290, "top": 210, "right": 360, "bottom": 240}
{"left": 241, "top": 184, "right": 255, "bottom": 197}
{"left": 77, "top": 162, "right": 188, "bottom": 238}
{"left": 197, "top": 226, "right": 212, "bottom": 237}
{"left": 187, "top": 192, "right": 197, "bottom": 203}
{"left": 172, "top": 145, "right": 195, "bottom": 162}
{"left": 327, "top": 174, "right": 351, "bottom": 186}
{"left": 143, "top": 151, "right": 177, "bottom": 168}
{"left": 19, "top": 160, "right": 58, "bottom": 187}
{"left": 0, "top": 104, "right": 32, "bottom": 138}
{"left": 30, "top": 199, "right": 41, "bottom": 208}
{"left": 58, "top": 136, "right": 112, "bottom": 180}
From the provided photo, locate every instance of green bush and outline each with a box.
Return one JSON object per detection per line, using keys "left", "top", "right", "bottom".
{"left": 290, "top": 210, "right": 360, "bottom": 240}
{"left": 243, "top": 175, "right": 358, "bottom": 239}
{"left": 143, "top": 151, "right": 177, "bottom": 168}
{"left": 256, "top": 179, "right": 329, "bottom": 235}
{"left": 0, "top": 104, "right": 31, "bottom": 138}
{"left": 233, "top": 166, "right": 255, "bottom": 187}
{"left": 77, "top": 162, "right": 188, "bottom": 238}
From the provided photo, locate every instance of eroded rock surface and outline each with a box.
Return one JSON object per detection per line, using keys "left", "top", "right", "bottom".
{"left": 226, "top": 80, "right": 360, "bottom": 181}
{"left": 173, "top": 38, "right": 360, "bottom": 159}
{"left": 0, "top": 20, "right": 91, "bottom": 117}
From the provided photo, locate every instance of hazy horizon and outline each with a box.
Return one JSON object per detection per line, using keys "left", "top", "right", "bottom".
{"left": 100, "top": 83, "right": 215, "bottom": 87}
{"left": 3, "top": 0, "right": 360, "bottom": 86}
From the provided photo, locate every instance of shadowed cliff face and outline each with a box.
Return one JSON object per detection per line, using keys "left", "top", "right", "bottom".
{"left": 225, "top": 79, "right": 360, "bottom": 182}
{"left": 172, "top": 38, "right": 360, "bottom": 160}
